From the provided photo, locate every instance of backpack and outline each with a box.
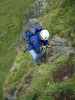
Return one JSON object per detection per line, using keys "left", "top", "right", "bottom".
{"left": 23, "top": 18, "right": 43, "bottom": 42}
{"left": 26, "top": 18, "right": 43, "bottom": 33}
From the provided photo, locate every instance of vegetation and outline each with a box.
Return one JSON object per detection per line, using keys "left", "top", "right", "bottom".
{"left": 0, "top": 0, "right": 75, "bottom": 100}
{"left": 39, "top": 0, "right": 75, "bottom": 47}
{"left": 4, "top": 52, "right": 75, "bottom": 100}
{"left": 0, "top": 0, "right": 33, "bottom": 99}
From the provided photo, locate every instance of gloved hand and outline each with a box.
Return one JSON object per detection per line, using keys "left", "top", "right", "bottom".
{"left": 42, "top": 46, "right": 47, "bottom": 49}
{"left": 47, "top": 45, "right": 52, "bottom": 48}
{"left": 42, "top": 45, "right": 51, "bottom": 49}
{"left": 41, "top": 46, "right": 47, "bottom": 54}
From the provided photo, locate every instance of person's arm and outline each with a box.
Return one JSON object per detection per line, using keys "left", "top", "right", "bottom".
{"left": 41, "top": 40, "right": 49, "bottom": 46}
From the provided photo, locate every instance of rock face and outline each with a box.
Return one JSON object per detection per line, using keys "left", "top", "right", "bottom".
{"left": 32, "top": 0, "right": 48, "bottom": 17}
{"left": 50, "top": 36, "right": 74, "bottom": 55}
{"left": 3, "top": 0, "right": 75, "bottom": 100}
{"left": 44, "top": 35, "right": 75, "bottom": 63}
{"left": 27, "top": 0, "right": 48, "bottom": 19}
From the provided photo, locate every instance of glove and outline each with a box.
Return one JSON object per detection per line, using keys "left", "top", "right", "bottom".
{"left": 41, "top": 46, "right": 47, "bottom": 54}
{"left": 42, "top": 46, "right": 47, "bottom": 49}
{"left": 47, "top": 45, "right": 52, "bottom": 48}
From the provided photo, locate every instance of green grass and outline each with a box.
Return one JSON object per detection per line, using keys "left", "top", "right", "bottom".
{"left": 39, "top": 0, "right": 75, "bottom": 37}
{"left": 0, "top": 0, "right": 75, "bottom": 100}
{"left": 0, "top": 0, "right": 33, "bottom": 99}
{"left": 4, "top": 52, "right": 75, "bottom": 100}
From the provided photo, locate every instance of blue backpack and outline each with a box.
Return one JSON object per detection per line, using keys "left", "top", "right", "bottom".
{"left": 23, "top": 19, "right": 43, "bottom": 43}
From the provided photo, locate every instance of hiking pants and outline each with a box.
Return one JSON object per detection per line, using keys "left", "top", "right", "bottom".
{"left": 29, "top": 49, "right": 42, "bottom": 64}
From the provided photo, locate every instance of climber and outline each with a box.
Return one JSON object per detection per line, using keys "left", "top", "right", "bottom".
{"left": 23, "top": 19, "right": 50, "bottom": 64}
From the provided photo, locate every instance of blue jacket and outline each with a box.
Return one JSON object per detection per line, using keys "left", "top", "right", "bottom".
{"left": 24, "top": 30, "right": 48, "bottom": 53}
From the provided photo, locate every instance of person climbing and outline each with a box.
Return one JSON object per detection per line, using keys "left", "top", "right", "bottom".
{"left": 23, "top": 19, "right": 50, "bottom": 64}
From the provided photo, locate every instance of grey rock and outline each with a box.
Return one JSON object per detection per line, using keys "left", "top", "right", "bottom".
{"left": 48, "top": 35, "right": 75, "bottom": 62}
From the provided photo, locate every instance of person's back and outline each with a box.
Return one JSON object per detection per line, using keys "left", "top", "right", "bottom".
{"left": 23, "top": 18, "right": 43, "bottom": 50}
{"left": 23, "top": 18, "right": 49, "bottom": 64}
